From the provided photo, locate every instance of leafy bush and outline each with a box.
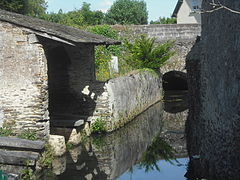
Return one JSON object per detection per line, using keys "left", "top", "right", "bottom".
{"left": 124, "top": 35, "right": 175, "bottom": 70}
{"left": 87, "top": 25, "right": 124, "bottom": 81}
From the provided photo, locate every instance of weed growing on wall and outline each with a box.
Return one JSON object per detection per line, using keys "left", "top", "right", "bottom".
{"left": 21, "top": 167, "right": 36, "bottom": 180}
{"left": 0, "top": 126, "right": 13, "bottom": 137}
{"left": 91, "top": 118, "right": 107, "bottom": 134}
{"left": 38, "top": 144, "right": 54, "bottom": 168}
{"left": 17, "top": 129, "right": 38, "bottom": 141}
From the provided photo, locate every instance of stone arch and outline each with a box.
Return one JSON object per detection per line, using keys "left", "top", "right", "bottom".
{"left": 162, "top": 70, "right": 188, "bottom": 91}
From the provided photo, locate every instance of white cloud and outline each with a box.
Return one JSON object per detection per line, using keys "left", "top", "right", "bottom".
{"left": 99, "top": 0, "right": 113, "bottom": 13}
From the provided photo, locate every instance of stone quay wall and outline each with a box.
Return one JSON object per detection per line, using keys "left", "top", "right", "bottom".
{"left": 90, "top": 70, "right": 162, "bottom": 131}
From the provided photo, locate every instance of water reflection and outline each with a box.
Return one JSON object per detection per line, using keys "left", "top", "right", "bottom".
{"left": 138, "top": 135, "right": 176, "bottom": 172}
{"left": 118, "top": 158, "right": 188, "bottom": 180}
{"left": 54, "top": 91, "right": 189, "bottom": 180}
{"left": 57, "top": 102, "right": 164, "bottom": 180}
{"left": 0, "top": 91, "right": 189, "bottom": 180}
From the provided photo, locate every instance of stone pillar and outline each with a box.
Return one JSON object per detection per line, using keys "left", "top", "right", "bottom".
{"left": 186, "top": 0, "right": 240, "bottom": 179}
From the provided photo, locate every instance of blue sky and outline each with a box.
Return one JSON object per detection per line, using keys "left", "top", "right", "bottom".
{"left": 46, "top": 0, "right": 178, "bottom": 21}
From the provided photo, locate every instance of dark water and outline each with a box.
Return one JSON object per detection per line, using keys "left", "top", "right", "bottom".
{"left": 52, "top": 90, "right": 189, "bottom": 180}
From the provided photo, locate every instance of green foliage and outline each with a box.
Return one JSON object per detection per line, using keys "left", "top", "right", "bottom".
{"left": 124, "top": 35, "right": 175, "bottom": 69}
{"left": 21, "top": 167, "right": 36, "bottom": 180}
{"left": 42, "top": 3, "right": 104, "bottom": 27}
{"left": 139, "top": 136, "right": 176, "bottom": 172}
{"left": 66, "top": 142, "right": 74, "bottom": 150}
{"left": 0, "top": 0, "right": 47, "bottom": 17}
{"left": 17, "top": 129, "right": 38, "bottom": 141}
{"left": 150, "top": 17, "right": 177, "bottom": 24}
{"left": 87, "top": 25, "right": 124, "bottom": 81}
{"left": 0, "top": 126, "right": 13, "bottom": 137}
{"left": 0, "top": 0, "right": 25, "bottom": 14}
{"left": 105, "top": 0, "right": 148, "bottom": 25}
{"left": 26, "top": 0, "right": 47, "bottom": 17}
{"left": 91, "top": 118, "right": 107, "bottom": 134}
{"left": 38, "top": 144, "right": 54, "bottom": 168}
{"left": 91, "top": 135, "right": 107, "bottom": 150}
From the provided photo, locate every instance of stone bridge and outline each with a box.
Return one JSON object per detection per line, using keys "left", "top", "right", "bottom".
{"left": 113, "top": 24, "right": 201, "bottom": 90}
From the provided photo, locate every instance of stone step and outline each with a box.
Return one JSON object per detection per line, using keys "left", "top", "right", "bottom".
{"left": 0, "top": 149, "right": 39, "bottom": 166}
{"left": 0, "top": 137, "right": 45, "bottom": 152}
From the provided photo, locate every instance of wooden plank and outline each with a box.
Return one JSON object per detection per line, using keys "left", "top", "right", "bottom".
{"left": 0, "top": 150, "right": 39, "bottom": 166}
{"left": 0, "top": 137, "right": 45, "bottom": 151}
{"left": 51, "top": 120, "right": 85, "bottom": 128}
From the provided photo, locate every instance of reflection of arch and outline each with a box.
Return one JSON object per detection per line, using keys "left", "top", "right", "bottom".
{"left": 164, "top": 90, "right": 188, "bottom": 113}
{"left": 163, "top": 71, "right": 188, "bottom": 91}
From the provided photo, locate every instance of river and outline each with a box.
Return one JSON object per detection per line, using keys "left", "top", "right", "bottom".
{"left": 44, "top": 90, "right": 189, "bottom": 180}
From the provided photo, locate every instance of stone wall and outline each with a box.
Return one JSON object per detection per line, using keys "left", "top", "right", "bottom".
{"left": 0, "top": 21, "right": 97, "bottom": 138}
{"left": 186, "top": 0, "right": 240, "bottom": 179}
{"left": 114, "top": 24, "right": 201, "bottom": 42}
{"left": 113, "top": 24, "right": 201, "bottom": 74}
{"left": 90, "top": 70, "right": 162, "bottom": 131}
{"left": 0, "top": 21, "right": 49, "bottom": 138}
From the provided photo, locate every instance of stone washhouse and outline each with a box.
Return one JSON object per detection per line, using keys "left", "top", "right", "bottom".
{"left": 0, "top": 10, "right": 120, "bottom": 138}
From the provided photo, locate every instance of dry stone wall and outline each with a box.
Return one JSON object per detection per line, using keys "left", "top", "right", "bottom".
{"left": 0, "top": 21, "right": 49, "bottom": 138}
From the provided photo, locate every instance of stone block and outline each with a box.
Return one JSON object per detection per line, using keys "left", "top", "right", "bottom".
{"left": 48, "top": 135, "right": 66, "bottom": 157}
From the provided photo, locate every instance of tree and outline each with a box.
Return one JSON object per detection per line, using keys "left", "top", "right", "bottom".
{"left": 0, "top": 0, "right": 47, "bottom": 17}
{"left": 26, "top": 0, "right": 47, "bottom": 17}
{"left": 80, "top": 2, "right": 104, "bottom": 25}
{"left": 0, "top": 0, "right": 25, "bottom": 14}
{"left": 150, "top": 17, "right": 177, "bottom": 24}
{"left": 105, "top": 0, "right": 148, "bottom": 25}
{"left": 42, "top": 3, "right": 104, "bottom": 27}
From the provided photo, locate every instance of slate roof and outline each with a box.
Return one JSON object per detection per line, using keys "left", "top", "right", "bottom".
{"left": 0, "top": 10, "right": 120, "bottom": 45}
{"left": 172, "top": 0, "right": 183, "bottom": 18}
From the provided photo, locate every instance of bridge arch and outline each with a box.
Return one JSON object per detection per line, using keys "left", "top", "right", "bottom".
{"left": 162, "top": 70, "right": 188, "bottom": 91}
